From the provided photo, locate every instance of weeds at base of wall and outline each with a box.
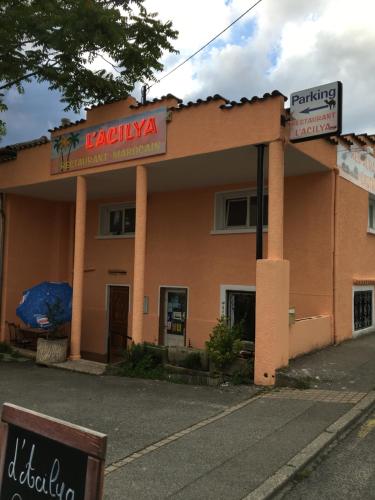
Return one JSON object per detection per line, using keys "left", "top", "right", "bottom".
{"left": 106, "top": 343, "right": 166, "bottom": 380}
{"left": 0, "top": 342, "right": 16, "bottom": 354}
{"left": 0, "top": 342, "right": 28, "bottom": 362}
{"left": 106, "top": 341, "right": 253, "bottom": 386}
{"left": 113, "top": 363, "right": 166, "bottom": 380}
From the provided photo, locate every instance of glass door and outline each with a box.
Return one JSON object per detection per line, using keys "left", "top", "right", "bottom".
{"left": 162, "top": 288, "right": 187, "bottom": 346}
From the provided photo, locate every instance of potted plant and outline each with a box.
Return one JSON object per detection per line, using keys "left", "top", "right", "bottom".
{"left": 36, "top": 299, "right": 69, "bottom": 364}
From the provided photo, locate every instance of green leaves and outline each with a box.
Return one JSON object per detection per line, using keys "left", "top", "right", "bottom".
{"left": 0, "top": 0, "right": 178, "bottom": 140}
{"left": 205, "top": 316, "right": 242, "bottom": 372}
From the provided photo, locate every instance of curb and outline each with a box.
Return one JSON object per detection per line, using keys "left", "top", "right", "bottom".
{"left": 242, "top": 390, "right": 375, "bottom": 500}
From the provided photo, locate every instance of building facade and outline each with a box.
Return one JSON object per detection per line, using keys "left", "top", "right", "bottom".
{"left": 0, "top": 91, "right": 374, "bottom": 385}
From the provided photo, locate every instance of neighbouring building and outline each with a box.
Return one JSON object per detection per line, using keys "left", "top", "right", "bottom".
{"left": 0, "top": 90, "right": 374, "bottom": 385}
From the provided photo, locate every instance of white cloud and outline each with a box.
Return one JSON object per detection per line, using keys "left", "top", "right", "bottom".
{"left": 2, "top": 0, "right": 375, "bottom": 145}
{"left": 146, "top": 0, "right": 375, "bottom": 134}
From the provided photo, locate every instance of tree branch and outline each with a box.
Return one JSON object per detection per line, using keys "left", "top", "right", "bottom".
{"left": 0, "top": 71, "right": 39, "bottom": 90}
{"left": 95, "top": 53, "right": 123, "bottom": 75}
{"left": 0, "top": 59, "right": 59, "bottom": 91}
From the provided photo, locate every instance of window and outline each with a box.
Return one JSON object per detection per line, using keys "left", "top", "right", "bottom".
{"left": 214, "top": 189, "right": 268, "bottom": 232}
{"left": 368, "top": 195, "right": 375, "bottom": 232}
{"left": 99, "top": 203, "right": 135, "bottom": 237}
{"left": 226, "top": 290, "right": 256, "bottom": 342}
{"left": 353, "top": 286, "right": 374, "bottom": 336}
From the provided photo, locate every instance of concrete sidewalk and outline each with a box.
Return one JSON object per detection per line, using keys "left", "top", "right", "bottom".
{"left": 1, "top": 333, "right": 375, "bottom": 499}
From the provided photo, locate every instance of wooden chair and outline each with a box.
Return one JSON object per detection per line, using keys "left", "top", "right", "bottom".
{"left": 6, "top": 321, "right": 32, "bottom": 349}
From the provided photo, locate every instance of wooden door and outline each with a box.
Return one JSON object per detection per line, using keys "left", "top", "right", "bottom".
{"left": 108, "top": 286, "right": 129, "bottom": 362}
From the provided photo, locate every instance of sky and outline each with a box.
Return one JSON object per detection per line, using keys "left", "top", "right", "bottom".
{"left": 2, "top": 0, "right": 375, "bottom": 146}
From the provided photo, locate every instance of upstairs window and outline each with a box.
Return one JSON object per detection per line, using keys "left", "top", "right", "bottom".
{"left": 214, "top": 189, "right": 268, "bottom": 232}
{"left": 99, "top": 203, "right": 135, "bottom": 237}
{"left": 368, "top": 195, "right": 375, "bottom": 232}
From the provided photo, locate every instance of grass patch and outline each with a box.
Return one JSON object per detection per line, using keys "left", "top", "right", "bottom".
{"left": 179, "top": 351, "right": 203, "bottom": 371}
{"left": 293, "top": 467, "right": 312, "bottom": 482}
{"left": 109, "top": 343, "right": 166, "bottom": 380}
{"left": 0, "top": 342, "right": 23, "bottom": 361}
{"left": 0, "top": 342, "right": 14, "bottom": 354}
{"left": 230, "top": 367, "right": 253, "bottom": 385}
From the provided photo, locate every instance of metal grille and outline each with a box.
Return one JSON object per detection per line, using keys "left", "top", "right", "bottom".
{"left": 354, "top": 290, "right": 373, "bottom": 330}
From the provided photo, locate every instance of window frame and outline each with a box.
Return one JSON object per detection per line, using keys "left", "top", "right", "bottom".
{"left": 212, "top": 188, "right": 268, "bottom": 234}
{"left": 220, "top": 284, "right": 256, "bottom": 316}
{"left": 97, "top": 202, "right": 136, "bottom": 239}
{"left": 352, "top": 285, "right": 375, "bottom": 337}
{"left": 368, "top": 194, "right": 375, "bottom": 234}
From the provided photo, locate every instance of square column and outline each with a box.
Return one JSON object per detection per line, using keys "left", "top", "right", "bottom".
{"left": 132, "top": 165, "right": 147, "bottom": 344}
{"left": 254, "top": 139, "right": 290, "bottom": 385}
{"left": 268, "top": 139, "right": 284, "bottom": 259}
{"left": 254, "top": 259, "right": 290, "bottom": 385}
{"left": 70, "top": 175, "right": 87, "bottom": 360}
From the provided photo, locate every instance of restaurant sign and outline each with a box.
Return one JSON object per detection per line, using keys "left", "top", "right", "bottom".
{"left": 289, "top": 81, "right": 342, "bottom": 142}
{"left": 51, "top": 107, "right": 167, "bottom": 174}
{"left": 337, "top": 145, "right": 375, "bottom": 195}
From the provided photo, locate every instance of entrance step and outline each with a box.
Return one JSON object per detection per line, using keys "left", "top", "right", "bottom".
{"left": 46, "top": 358, "right": 107, "bottom": 375}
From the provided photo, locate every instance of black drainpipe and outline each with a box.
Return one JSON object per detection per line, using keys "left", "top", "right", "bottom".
{"left": 256, "top": 144, "right": 265, "bottom": 260}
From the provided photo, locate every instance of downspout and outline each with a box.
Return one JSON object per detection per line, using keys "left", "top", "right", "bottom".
{"left": 332, "top": 168, "right": 339, "bottom": 344}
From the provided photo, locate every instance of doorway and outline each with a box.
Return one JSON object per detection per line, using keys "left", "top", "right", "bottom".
{"left": 107, "top": 285, "right": 130, "bottom": 363}
{"left": 159, "top": 288, "right": 188, "bottom": 346}
{"left": 226, "top": 290, "right": 256, "bottom": 342}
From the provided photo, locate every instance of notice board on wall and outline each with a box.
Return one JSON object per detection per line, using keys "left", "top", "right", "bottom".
{"left": 0, "top": 403, "right": 107, "bottom": 500}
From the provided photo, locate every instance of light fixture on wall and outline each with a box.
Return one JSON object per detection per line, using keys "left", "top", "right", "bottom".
{"left": 108, "top": 269, "right": 127, "bottom": 275}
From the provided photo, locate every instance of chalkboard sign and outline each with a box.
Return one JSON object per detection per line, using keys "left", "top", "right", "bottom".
{"left": 0, "top": 403, "right": 107, "bottom": 500}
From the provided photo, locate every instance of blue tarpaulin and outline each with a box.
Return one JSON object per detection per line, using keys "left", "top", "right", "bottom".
{"left": 16, "top": 281, "right": 72, "bottom": 328}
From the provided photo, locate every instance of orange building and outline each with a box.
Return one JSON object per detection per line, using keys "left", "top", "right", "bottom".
{"left": 0, "top": 91, "right": 374, "bottom": 385}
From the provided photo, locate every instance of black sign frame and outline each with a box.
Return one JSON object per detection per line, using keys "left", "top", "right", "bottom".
{"left": 0, "top": 403, "right": 107, "bottom": 500}
{"left": 289, "top": 80, "right": 343, "bottom": 143}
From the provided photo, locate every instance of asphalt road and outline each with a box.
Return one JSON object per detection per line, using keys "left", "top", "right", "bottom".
{"left": 283, "top": 409, "right": 375, "bottom": 499}
{"left": 0, "top": 361, "right": 357, "bottom": 499}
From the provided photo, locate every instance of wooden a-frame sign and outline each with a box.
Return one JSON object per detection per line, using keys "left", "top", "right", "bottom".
{"left": 0, "top": 403, "right": 107, "bottom": 499}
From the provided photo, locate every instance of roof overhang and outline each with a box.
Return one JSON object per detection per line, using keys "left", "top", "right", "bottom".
{"left": 2, "top": 143, "right": 330, "bottom": 202}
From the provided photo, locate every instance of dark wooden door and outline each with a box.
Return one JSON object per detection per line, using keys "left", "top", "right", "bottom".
{"left": 108, "top": 286, "right": 129, "bottom": 363}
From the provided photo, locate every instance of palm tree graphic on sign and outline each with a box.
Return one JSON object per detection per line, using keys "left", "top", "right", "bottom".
{"left": 53, "top": 132, "right": 81, "bottom": 171}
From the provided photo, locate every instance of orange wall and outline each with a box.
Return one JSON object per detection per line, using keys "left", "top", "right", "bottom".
{"left": 1, "top": 167, "right": 336, "bottom": 355}
{"left": 76, "top": 173, "right": 334, "bottom": 354}
{"left": 2, "top": 170, "right": 336, "bottom": 353}
{"left": 81, "top": 185, "right": 260, "bottom": 353}
{"left": 285, "top": 171, "right": 334, "bottom": 319}
{"left": 0, "top": 96, "right": 284, "bottom": 190}
{"left": 334, "top": 176, "right": 375, "bottom": 342}
{"left": 289, "top": 315, "right": 332, "bottom": 359}
{"left": 1, "top": 194, "right": 72, "bottom": 339}
{"left": 143, "top": 186, "right": 260, "bottom": 348}
{"left": 82, "top": 197, "right": 135, "bottom": 354}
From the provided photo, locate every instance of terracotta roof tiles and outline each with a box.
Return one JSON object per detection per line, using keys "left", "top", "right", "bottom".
{"left": 48, "top": 118, "right": 86, "bottom": 133}
{"left": 0, "top": 135, "right": 50, "bottom": 162}
{"left": 129, "top": 93, "right": 183, "bottom": 109}
{"left": 220, "top": 90, "right": 287, "bottom": 109}
{"left": 329, "top": 133, "right": 375, "bottom": 147}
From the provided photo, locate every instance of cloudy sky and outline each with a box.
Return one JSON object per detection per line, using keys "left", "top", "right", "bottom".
{"left": 2, "top": 0, "right": 374, "bottom": 146}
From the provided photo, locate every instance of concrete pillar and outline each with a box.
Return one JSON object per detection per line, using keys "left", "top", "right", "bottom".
{"left": 254, "top": 139, "right": 289, "bottom": 385}
{"left": 254, "top": 259, "right": 290, "bottom": 385}
{"left": 267, "top": 139, "right": 284, "bottom": 260}
{"left": 132, "top": 165, "right": 147, "bottom": 344}
{"left": 70, "top": 176, "right": 87, "bottom": 360}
